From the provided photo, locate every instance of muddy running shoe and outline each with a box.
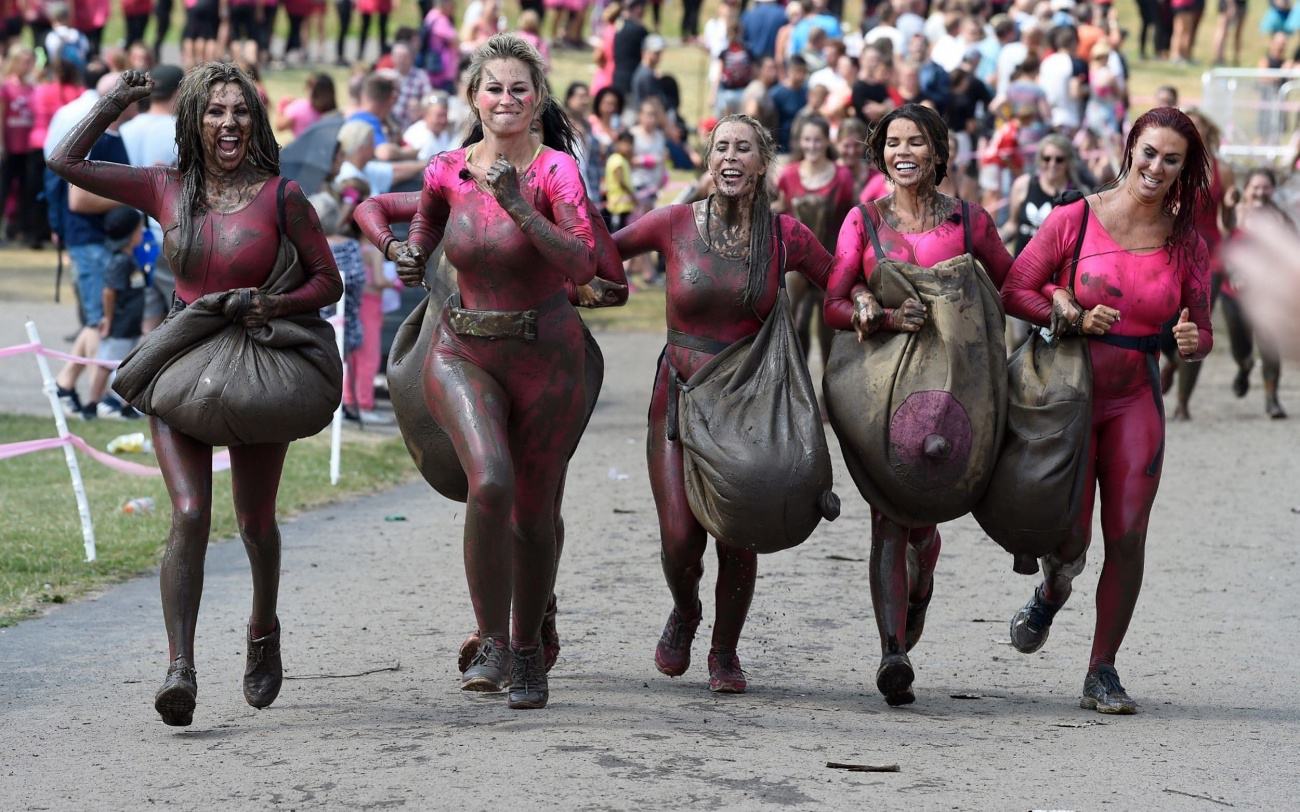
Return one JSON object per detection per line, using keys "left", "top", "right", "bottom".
{"left": 507, "top": 645, "right": 548, "bottom": 710}
{"left": 1080, "top": 665, "right": 1138, "bottom": 714}
{"left": 541, "top": 595, "right": 560, "bottom": 673}
{"left": 707, "top": 648, "right": 747, "bottom": 694}
{"left": 155, "top": 657, "right": 198, "bottom": 726}
{"left": 458, "top": 631, "right": 481, "bottom": 674}
{"left": 1233, "top": 361, "right": 1253, "bottom": 398}
{"left": 1009, "top": 586, "right": 1063, "bottom": 654}
{"left": 654, "top": 602, "right": 702, "bottom": 677}
{"left": 876, "top": 652, "right": 915, "bottom": 706}
{"left": 1267, "top": 397, "right": 1288, "bottom": 420}
{"left": 905, "top": 583, "right": 934, "bottom": 652}
{"left": 243, "top": 621, "right": 283, "bottom": 709}
{"left": 461, "top": 636, "right": 511, "bottom": 693}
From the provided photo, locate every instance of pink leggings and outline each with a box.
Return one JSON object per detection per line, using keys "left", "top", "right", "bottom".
{"left": 343, "top": 293, "right": 383, "bottom": 411}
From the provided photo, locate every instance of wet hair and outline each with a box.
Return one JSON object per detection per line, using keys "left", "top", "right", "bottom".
{"left": 1112, "top": 106, "right": 1212, "bottom": 257}
{"left": 792, "top": 115, "right": 837, "bottom": 162}
{"left": 704, "top": 114, "right": 778, "bottom": 317}
{"left": 866, "top": 103, "right": 950, "bottom": 186}
{"left": 171, "top": 62, "right": 279, "bottom": 279}
{"left": 308, "top": 72, "right": 337, "bottom": 114}
{"left": 464, "top": 33, "right": 551, "bottom": 123}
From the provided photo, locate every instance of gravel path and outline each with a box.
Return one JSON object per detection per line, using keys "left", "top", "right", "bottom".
{"left": 1, "top": 321, "right": 1297, "bottom": 809}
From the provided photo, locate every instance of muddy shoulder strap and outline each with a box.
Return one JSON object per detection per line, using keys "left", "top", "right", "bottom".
{"left": 1068, "top": 198, "right": 1090, "bottom": 294}
{"left": 962, "top": 199, "right": 972, "bottom": 256}
{"left": 857, "top": 203, "right": 886, "bottom": 262}
{"left": 775, "top": 212, "right": 787, "bottom": 289}
{"left": 276, "top": 177, "right": 291, "bottom": 237}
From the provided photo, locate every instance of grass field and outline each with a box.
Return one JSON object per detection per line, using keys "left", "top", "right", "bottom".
{"left": 0, "top": 415, "right": 415, "bottom": 626}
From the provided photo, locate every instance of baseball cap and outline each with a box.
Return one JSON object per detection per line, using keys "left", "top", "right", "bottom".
{"left": 149, "top": 64, "right": 184, "bottom": 100}
{"left": 104, "top": 206, "right": 144, "bottom": 246}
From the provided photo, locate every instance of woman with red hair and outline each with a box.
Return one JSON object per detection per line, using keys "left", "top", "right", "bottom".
{"left": 1001, "top": 107, "right": 1214, "bottom": 714}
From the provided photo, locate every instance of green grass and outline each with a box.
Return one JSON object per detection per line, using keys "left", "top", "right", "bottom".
{"left": 0, "top": 415, "right": 415, "bottom": 627}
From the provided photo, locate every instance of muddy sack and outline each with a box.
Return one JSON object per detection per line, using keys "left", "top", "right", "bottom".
{"left": 113, "top": 180, "right": 342, "bottom": 447}
{"left": 972, "top": 329, "right": 1092, "bottom": 567}
{"left": 677, "top": 288, "right": 840, "bottom": 554}
{"left": 387, "top": 273, "right": 605, "bottom": 503}
{"left": 824, "top": 203, "right": 1006, "bottom": 527}
{"left": 973, "top": 201, "right": 1095, "bottom": 572}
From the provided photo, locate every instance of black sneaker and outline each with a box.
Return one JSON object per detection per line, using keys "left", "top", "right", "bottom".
{"left": 1009, "top": 586, "right": 1063, "bottom": 654}
{"left": 461, "top": 636, "right": 511, "bottom": 693}
{"left": 155, "top": 657, "right": 198, "bottom": 726}
{"left": 1233, "top": 361, "right": 1253, "bottom": 398}
{"left": 57, "top": 386, "right": 83, "bottom": 418}
{"left": 1080, "top": 665, "right": 1137, "bottom": 714}
{"left": 876, "top": 652, "right": 915, "bottom": 706}
{"left": 905, "top": 582, "right": 934, "bottom": 652}
{"left": 243, "top": 621, "right": 283, "bottom": 709}
{"left": 507, "top": 645, "right": 548, "bottom": 710}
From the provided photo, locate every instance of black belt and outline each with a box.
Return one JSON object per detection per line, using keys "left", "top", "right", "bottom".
{"left": 666, "top": 328, "right": 732, "bottom": 356}
{"left": 1091, "top": 333, "right": 1160, "bottom": 354}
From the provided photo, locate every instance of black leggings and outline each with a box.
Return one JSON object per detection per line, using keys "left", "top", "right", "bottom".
{"left": 0, "top": 151, "right": 46, "bottom": 244}
{"left": 1222, "top": 294, "right": 1281, "bottom": 383}
{"left": 125, "top": 13, "right": 150, "bottom": 47}
{"left": 358, "top": 12, "right": 390, "bottom": 58}
{"left": 154, "top": 0, "right": 174, "bottom": 60}
{"left": 336, "top": 0, "right": 353, "bottom": 61}
{"left": 681, "top": 0, "right": 703, "bottom": 38}
{"left": 285, "top": 13, "right": 307, "bottom": 55}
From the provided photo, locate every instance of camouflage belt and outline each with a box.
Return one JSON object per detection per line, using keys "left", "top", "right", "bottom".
{"left": 448, "top": 298, "right": 538, "bottom": 342}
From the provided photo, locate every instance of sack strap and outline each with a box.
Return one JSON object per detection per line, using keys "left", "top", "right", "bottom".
{"left": 667, "top": 328, "right": 732, "bottom": 355}
{"left": 961, "top": 199, "right": 972, "bottom": 257}
{"left": 276, "top": 177, "right": 290, "bottom": 237}
{"left": 774, "top": 212, "right": 787, "bottom": 290}
{"left": 1068, "top": 198, "right": 1090, "bottom": 293}
{"left": 857, "top": 203, "right": 886, "bottom": 261}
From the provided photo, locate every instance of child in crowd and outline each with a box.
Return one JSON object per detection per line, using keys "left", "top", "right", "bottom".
{"left": 604, "top": 130, "right": 636, "bottom": 231}
{"left": 85, "top": 207, "right": 146, "bottom": 420}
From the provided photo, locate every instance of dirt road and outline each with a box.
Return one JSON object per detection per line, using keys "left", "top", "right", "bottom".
{"left": 1, "top": 324, "right": 1297, "bottom": 810}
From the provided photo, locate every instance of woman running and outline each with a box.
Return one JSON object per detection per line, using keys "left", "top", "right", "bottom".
{"left": 47, "top": 64, "right": 343, "bottom": 726}
{"left": 1002, "top": 107, "right": 1213, "bottom": 714}
{"left": 355, "top": 35, "right": 596, "bottom": 710}
{"left": 613, "top": 113, "right": 834, "bottom": 694}
{"left": 823, "top": 104, "right": 1013, "bottom": 706}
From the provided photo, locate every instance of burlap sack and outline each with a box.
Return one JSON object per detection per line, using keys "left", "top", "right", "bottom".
{"left": 387, "top": 272, "right": 605, "bottom": 503}
{"left": 973, "top": 201, "right": 1094, "bottom": 570}
{"left": 113, "top": 180, "right": 342, "bottom": 447}
{"left": 824, "top": 203, "right": 1007, "bottom": 527}
{"left": 677, "top": 287, "right": 840, "bottom": 554}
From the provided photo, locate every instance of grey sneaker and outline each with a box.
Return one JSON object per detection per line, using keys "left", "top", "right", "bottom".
{"left": 1080, "top": 665, "right": 1138, "bottom": 714}
{"left": 1009, "top": 586, "right": 1063, "bottom": 654}
{"left": 461, "top": 636, "right": 511, "bottom": 693}
{"left": 507, "top": 645, "right": 548, "bottom": 710}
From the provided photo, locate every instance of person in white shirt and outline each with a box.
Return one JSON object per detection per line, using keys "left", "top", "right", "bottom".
{"left": 930, "top": 15, "right": 967, "bottom": 71}
{"left": 865, "top": 3, "right": 906, "bottom": 56}
{"left": 334, "top": 120, "right": 425, "bottom": 198}
{"left": 402, "top": 92, "right": 458, "bottom": 162}
{"left": 43, "top": 6, "right": 89, "bottom": 68}
{"left": 1038, "top": 26, "right": 1082, "bottom": 131}
{"left": 118, "top": 64, "right": 181, "bottom": 168}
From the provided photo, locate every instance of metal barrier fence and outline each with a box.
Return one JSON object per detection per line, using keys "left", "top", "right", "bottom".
{"left": 1201, "top": 68, "right": 1300, "bottom": 166}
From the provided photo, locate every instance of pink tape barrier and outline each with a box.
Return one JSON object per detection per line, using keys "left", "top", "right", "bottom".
{"left": 0, "top": 434, "right": 232, "bottom": 475}
{"left": 0, "top": 340, "right": 119, "bottom": 369}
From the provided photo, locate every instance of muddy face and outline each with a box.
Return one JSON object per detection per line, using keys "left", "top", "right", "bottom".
{"left": 709, "top": 120, "right": 766, "bottom": 201}
{"left": 882, "top": 117, "right": 934, "bottom": 190}
{"left": 474, "top": 58, "right": 538, "bottom": 138}
{"left": 1125, "top": 126, "right": 1187, "bottom": 206}
{"left": 201, "top": 82, "right": 253, "bottom": 177}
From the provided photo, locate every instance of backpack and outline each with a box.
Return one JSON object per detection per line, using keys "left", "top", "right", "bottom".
{"left": 41, "top": 167, "right": 69, "bottom": 242}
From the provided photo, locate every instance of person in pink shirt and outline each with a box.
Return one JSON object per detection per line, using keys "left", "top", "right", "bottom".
{"left": 354, "top": 35, "right": 596, "bottom": 711}
{"left": 29, "top": 57, "right": 83, "bottom": 158}
{"left": 122, "top": 0, "right": 156, "bottom": 49}
{"left": 422, "top": 0, "right": 459, "bottom": 92}
{"left": 0, "top": 44, "right": 39, "bottom": 245}
{"left": 1001, "top": 107, "right": 1213, "bottom": 715}
{"left": 273, "top": 72, "right": 335, "bottom": 136}
{"left": 75, "top": 0, "right": 111, "bottom": 56}
{"left": 591, "top": 2, "right": 621, "bottom": 94}
{"left": 824, "top": 104, "right": 1012, "bottom": 708}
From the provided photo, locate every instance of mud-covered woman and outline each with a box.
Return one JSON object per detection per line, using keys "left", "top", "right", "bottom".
{"left": 610, "top": 113, "right": 833, "bottom": 694}
{"left": 1002, "top": 107, "right": 1213, "bottom": 713}
{"left": 354, "top": 35, "right": 596, "bottom": 710}
{"left": 47, "top": 65, "right": 344, "bottom": 726}
{"left": 823, "top": 104, "right": 1012, "bottom": 706}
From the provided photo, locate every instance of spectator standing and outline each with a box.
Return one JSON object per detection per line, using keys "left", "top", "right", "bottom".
{"left": 0, "top": 44, "right": 42, "bottom": 247}
{"left": 790, "top": 0, "right": 842, "bottom": 58}
{"left": 122, "top": 0, "right": 155, "bottom": 49}
{"left": 742, "top": 55, "right": 780, "bottom": 134}
{"left": 592, "top": 2, "right": 622, "bottom": 93}
{"left": 152, "top": 0, "right": 174, "bottom": 62}
{"left": 1039, "top": 25, "right": 1083, "bottom": 131}
{"left": 774, "top": 2, "right": 804, "bottom": 73}
{"left": 44, "top": 4, "right": 89, "bottom": 68}
{"left": 611, "top": 0, "right": 649, "bottom": 96}
{"left": 742, "top": 0, "right": 786, "bottom": 59}
{"left": 590, "top": 85, "right": 624, "bottom": 154}
{"left": 629, "top": 33, "right": 666, "bottom": 112}
{"left": 84, "top": 206, "right": 147, "bottom": 419}
{"left": 517, "top": 10, "right": 550, "bottom": 69}
{"left": 769, "top": 54, "right": 809, "bottom": 152}
{"left": 357, "top": 0, "right": 395, "bottom": 58}
{"left": 282, "top": 0, "right": 316, "bottom": 65}
{"left": 421, "top": 0, "right": 460, "bottom": 92}
{"left": 391, "top": 42, "right": 433, "bottom": 129}
{"left": 604, "top": 130, "right": 636, "bottom": 230}
{"left": 181, "top": 0, "right": 221, "bottom": 67}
